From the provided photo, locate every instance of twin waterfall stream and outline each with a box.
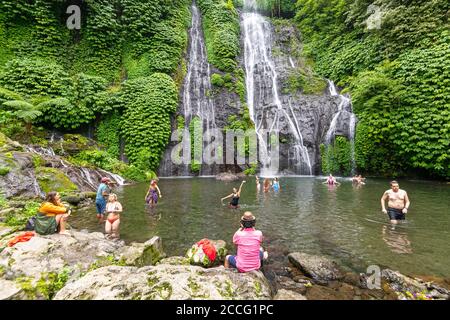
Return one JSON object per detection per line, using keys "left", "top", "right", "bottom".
{"left": 159, "top": 1, "right": 357, "bottom": 177}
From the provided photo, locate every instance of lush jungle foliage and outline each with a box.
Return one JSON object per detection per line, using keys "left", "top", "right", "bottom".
{"left": 295, "top": 0, "right": 450, "bottom": 179}
{"left": 0, "top": 0, "right": 190, "bottom": 177}
{"left": 320, "top": 137, "right": 353, "bottom": 176}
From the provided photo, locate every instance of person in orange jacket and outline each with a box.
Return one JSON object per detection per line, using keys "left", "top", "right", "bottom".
{"left": 36, "top": 191, "right": 71, "bottom": 235}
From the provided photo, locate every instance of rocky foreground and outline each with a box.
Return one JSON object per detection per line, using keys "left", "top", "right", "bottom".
{"left": 0, "top": 229, "right": 448, "bottom": 300}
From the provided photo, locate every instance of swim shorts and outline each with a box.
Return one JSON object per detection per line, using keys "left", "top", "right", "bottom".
{"left": 96, "top": 198, "right": 106, "bottom": 215}
{"left": 387, "top": 207, "right": 405, "bottom": 221}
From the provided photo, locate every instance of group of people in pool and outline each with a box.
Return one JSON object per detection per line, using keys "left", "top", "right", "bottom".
{"left": 220, "top": 177, "right": 281, "bottom": 209}
{"left": 322, "top": 173, "right": 366, "bottom": 186}
{"left": 94, "top": 177, "right": 163, "bottom": 239}
{"left": 32, "top": 174, "right": 409, "bottom": 274}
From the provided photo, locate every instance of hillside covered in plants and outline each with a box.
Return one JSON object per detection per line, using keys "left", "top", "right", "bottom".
{"left": 0, "top": 0, "right": 191, "bottom": 180}
{"left": 260, "top": 0, "right": 449, "bottom": 179}
{"left": 0, "top": 0, "right": 448, "bottom": 179}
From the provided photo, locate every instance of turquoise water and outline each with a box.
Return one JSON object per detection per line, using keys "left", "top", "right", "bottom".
{"left": 70, "top": 177, "right": 450, "bottom": 278}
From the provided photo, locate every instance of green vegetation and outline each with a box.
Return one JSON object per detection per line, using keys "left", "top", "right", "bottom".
{"left": 295, "top": 0, "right": 450, "bottom": 179}
{"left": 0, "top": 166, "right": 10, "bottom": 176}
{"left": 197, "top": 0, "right": 240, "bottom": 72}
{"left": 121, "top": 74, "right": 178, "bottom": 171}
{"left": 4, "top": 201, "right": 40, "bottom": 227}
{"left": 35, "top": 167, "right": 78, "bottom": 194}
{"left": 271, "top": 18, "right": 326, "bottom": 95}
{"left": 254, "top": 0, "right": 297, "bottom": 18}
{"left": 320, "top": 137, "right": 352, "bottom": 176}
{"left": 0, "top": 0, "right": 191, "bottom": 177}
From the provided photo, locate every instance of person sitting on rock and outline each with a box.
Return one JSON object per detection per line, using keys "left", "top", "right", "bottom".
{"left": 105, "top": 193, "right": 123, "bottom": 239}
{"left": 224, "top": 211, "right": 268, "bottom": 272}
{"left": 35, "top": 191, "right": 71, "bottom": 236}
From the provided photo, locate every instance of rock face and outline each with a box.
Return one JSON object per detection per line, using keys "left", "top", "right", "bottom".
{"left": 158, "top": 4, "right": 243, "bottom": 177}
{"left": 381, "top": 269, "right": 450, "bottom": 300}
{"left": 159, "top": 13, "right": 352, "bottom": 177}
{"left": 54, "top": 264, "right": 272, "bottom": 300}
{"left": 274, "top": 289, "right": 307, "bottom": 300}
{"left": 0, "top": 133, "right": 125, "bottom": 198}
{"left": 215, "top": 172, "right": 240, "bottom": 182}
{"left": 245, "top": 19, "right": 348, "bottom": 175}
{"left": 288, "top": 252, "right": 344, "bottom": 283}
{"left": 0, "top": 230, "right": 163, "bottom": 300}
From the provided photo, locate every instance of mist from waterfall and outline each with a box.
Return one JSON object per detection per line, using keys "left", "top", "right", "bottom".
{"left": 242, "top": 0, "right": 312, "bottom": 176}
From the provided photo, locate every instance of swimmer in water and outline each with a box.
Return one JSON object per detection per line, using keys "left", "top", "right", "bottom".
{"left": 221, "top": 181, "right": 246, "bottom": 209}
{"left": 323, "top": 174, "right": 340, "bottom": 185}
{"left": 272, "top": 177, "right": 280, "bottom": 192}
{"left": 263, "top": 178, "right": 271, "bottom": 193}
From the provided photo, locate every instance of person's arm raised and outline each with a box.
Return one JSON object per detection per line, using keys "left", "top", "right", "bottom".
{"left": 237, "top": 181, "right": 246, "bottom": 195}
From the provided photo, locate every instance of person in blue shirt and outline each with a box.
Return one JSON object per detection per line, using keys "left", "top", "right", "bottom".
{"left": 96, "top": 177, "right": 111, "bottom": 222}
{"left": 272, "top": 177, "right": 280, "bottom": 192}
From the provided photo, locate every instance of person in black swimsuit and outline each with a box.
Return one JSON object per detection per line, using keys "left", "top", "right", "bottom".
{"left": 221, "top": 181, "right": 246, "bottom": 209}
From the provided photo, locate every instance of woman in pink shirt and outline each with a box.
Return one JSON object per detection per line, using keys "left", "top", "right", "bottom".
{"left": 224, "top": 211, "right": 268, "bottom": 272}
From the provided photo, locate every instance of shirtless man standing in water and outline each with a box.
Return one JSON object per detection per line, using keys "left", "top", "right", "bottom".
{"left": 381, "top": 181, "right": 411, "bottom": 224}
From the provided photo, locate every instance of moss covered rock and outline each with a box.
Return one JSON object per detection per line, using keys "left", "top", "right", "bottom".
{"left": 53, "top": 264, "right": 271, "bottom": 300}
{"left": 35, "top": 167, "right": 78, "bottom": 193}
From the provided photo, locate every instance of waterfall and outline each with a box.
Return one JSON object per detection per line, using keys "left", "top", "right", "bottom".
{"left": 108, "top": 172, "right": 126, "bottom": 186}
{"left": 325, "top": 80, "right": 356, "bottom": 144}
{"left": 325, "top": 80, "right": 358, "bottom": 175}
{"left": 289, "top": 57, "right": 296, "bottom": 68}
{"left": 59, "top": 137, "right": 65, "bottom": 155}
{"left": 33, "top": 178, "right": 45, "bottom": 198}
{"left": 349, "top": 113, "right": 357, "bottom": 175}
{"left": 178, "top": 3, "right": 218, "bottom": 176}
{"left": 26, "top": 145, "right": 56, "bottom": 157}
{"left": 242, "top": 1, "right": 312, "bottom": 175}
{"left": 98, "top": 169, "right": 126, "bottom": 186}
{"left": 80, "top": 167, "right": 96, "bottom": 189}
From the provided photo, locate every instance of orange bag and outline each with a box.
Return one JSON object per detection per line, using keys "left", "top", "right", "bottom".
{"left": 7, "top": 231, "right": 35, "bottom": 247}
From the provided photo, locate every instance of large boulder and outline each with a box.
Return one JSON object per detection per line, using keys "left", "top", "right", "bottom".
{"left": 0, "top": 279, "right": 27, "bottom": 300}
{"left": 117, "top": 236, "right": 165, "bottom": 267}
{"left": 0, "top": 230, "right": 164, "bottom": 300}
{"left": 215, "top": 172, "right": 239, "bottom": 182}
{"left": 288, "top": 252, "right": 344, "bottom": 283}
{"left": 54, "top": 264, "right": 272, "bottom": 300}
{"left": 381, "top": 269, "right": 450, "bottom": 300}
{"left": 274, "top": 289, "right": 307, "bottom": 300}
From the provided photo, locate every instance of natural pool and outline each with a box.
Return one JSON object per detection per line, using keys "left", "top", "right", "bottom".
{"left": 70, "top": 177, "right": 450, "bottom": 279}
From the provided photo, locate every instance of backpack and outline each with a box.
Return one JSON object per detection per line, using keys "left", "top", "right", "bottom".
{"left": 25, "top": 216, "right": 37, "bottom": 231}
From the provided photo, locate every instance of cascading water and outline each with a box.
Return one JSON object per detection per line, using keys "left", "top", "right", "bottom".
{"left": 325, "top": 80, "right": 357, "bottom": 174}
{"left": 242, "top": 0, "right": 312, "bottom": 176}
{"left": 159, "top": 3, "right": 218, "bottom": 176}
{"left": 26, "top": 145, "right": 126, "bottom": 187}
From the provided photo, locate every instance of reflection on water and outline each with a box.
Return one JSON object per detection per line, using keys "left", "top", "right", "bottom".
{"left": 69, "top": 177, "right": 450, "bottom": 278}
{"left": 382, "top": 225, "right": 413, "bottom": 254}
